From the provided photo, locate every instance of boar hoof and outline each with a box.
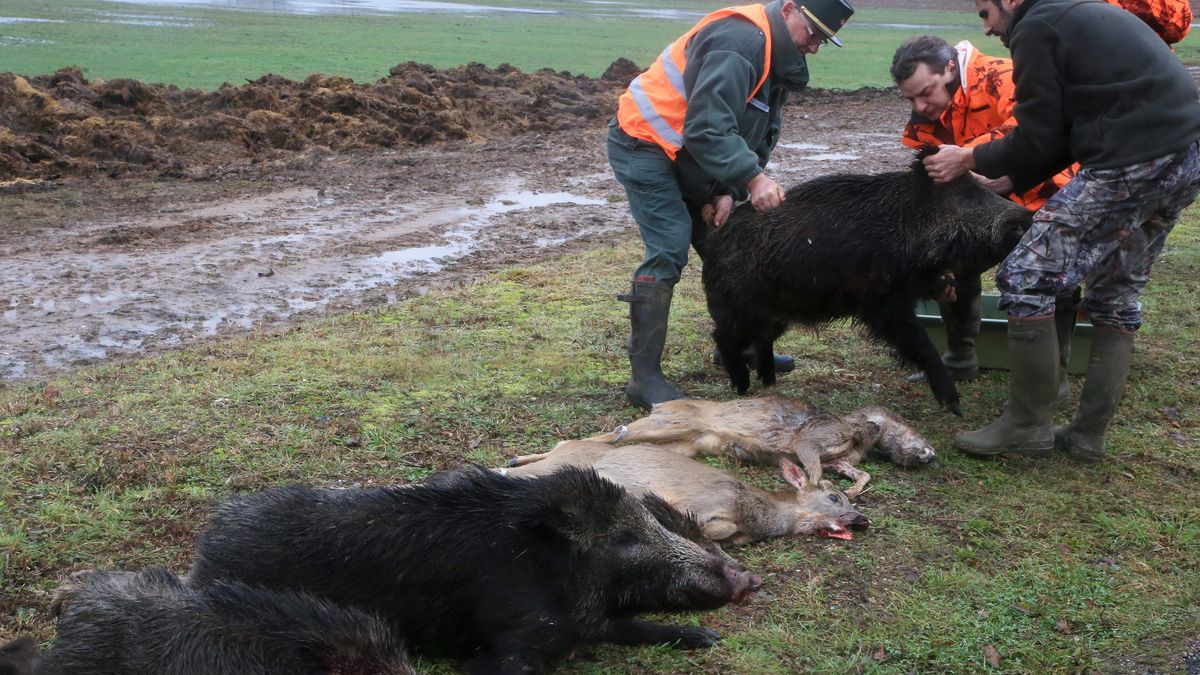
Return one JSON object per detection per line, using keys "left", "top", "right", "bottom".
{"left": 673, "top": 626, "right": 722, "bottom": 650}
{"left": 732, "top": 372, "right": 750, "bottom": 395}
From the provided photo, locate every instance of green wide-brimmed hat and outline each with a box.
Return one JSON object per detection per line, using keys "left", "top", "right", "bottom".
{"left": 800, "top": 0, "right": 855, "bottom": 47}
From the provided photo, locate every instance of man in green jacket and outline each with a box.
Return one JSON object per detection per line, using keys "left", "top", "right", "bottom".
{"left": 925, "top": 0, "right": 1200, "bottom": 461}
{"left": 608, "top": 0, "right": 854, "bottom": 409}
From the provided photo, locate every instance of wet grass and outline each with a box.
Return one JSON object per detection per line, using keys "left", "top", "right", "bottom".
{"left": 2, "top": 192, "right": 1199, "bottom": 670}
{"left": 5, "top": 0, "right": 1198, "bottom": 90}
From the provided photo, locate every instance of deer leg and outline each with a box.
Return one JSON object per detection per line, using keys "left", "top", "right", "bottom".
{"left": 584, "top": 425, "right": 629, "bottom": 443}
{"left": 701, "top": 517, "right": 740, "bottom": 543}
{"left": 829, "top": 459, "right": 870, "bottom": 500}
{"left": 507, "top": 451, "right": 551, "bottom": 467}
{"left": 792, "top": 440, "right": 826, "bottom": 484}
{"left": 691, "top": 432, "right": 726, "bottom": 457}
{"left": 597, "top": 420, "right": 697, "bottom": 446}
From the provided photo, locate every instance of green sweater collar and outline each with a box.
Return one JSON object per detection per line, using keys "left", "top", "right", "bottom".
{"left": 765, "top": 0, "right": 810, "bottom": 92}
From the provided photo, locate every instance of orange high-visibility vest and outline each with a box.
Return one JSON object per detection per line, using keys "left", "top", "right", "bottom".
{"left": 616, "top": 4, "right": 773, "bottom": 160}
{"left": 901, "top": 41, "right": 1078, "bottom": 211}
{"left": 1108, "top": 0, "right": 1192, "bottom": 44}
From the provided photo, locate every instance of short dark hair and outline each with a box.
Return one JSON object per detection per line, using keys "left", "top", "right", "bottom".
{"left": 890, "top": 35, "right": 956, "bottom": 83}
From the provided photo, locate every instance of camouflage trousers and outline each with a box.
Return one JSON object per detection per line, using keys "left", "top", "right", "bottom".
{"left": 997, "top": 140, "right": 1200, "bottom": 330}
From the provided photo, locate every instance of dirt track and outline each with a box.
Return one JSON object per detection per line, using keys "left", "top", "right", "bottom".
{"left": 0, "top": 55, "right": 919, "bottom": 382}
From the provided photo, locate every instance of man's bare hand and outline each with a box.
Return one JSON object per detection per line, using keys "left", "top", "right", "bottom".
{"left": 968, "top": 171, "right": 1014, "bottom": 196}
{"left": 923, "top": 145, "right": 974, "bottom": 184}
{"left": 701, "top": 195, "right": 735, "bottom": 228}
{"left": 747, "top": 173, "right": 786, "bottom": 212}
{"left": 933, "top": 271, "right": 958, "bottom": 303}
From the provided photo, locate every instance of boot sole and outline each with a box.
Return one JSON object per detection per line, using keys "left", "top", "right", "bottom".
{"left": 955, "top": 430, "right": 1055, "bottom": 457}
{"left": 1053, "top": 430, "right": 1105, "bottom": 463}
{"left": 957, "top": 443, "right": 1054, "bottom": 458}
{"left": 626, "top": 395, "right": 651, "bottom": 410}
{"left": 625, "top": 385, "right": 686, "bottom": 410}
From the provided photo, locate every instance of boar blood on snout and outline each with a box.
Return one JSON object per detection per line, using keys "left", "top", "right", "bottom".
{"left": 187, "top": 465, "right": 759, "bottom": 674}
{"left": 698, "top": 148, "right": 1032, "bottom": 415}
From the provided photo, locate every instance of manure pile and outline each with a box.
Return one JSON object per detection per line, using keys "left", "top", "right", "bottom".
{"left": 0, "top": 59, "right": 642, "bottom": 181}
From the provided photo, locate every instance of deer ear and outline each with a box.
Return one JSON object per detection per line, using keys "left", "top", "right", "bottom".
{"left": 780, "top": 459, "right": 808, "bottom": 490}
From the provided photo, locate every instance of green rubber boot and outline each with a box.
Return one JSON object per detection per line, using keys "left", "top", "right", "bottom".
{"left": 620, "top": 280, "right": 686, "bottom": 410}
{"left": 1054, "top": 290, "right": 1080, "bottom": 408}
{"left": 906, "top": 292, "right": 980, "bottom": 383}
{"left": 954, "top": 315, "right": 1058, "bottom": 457}
{"left": 1054, "top": 328, "right": 1135, "bottom": 462}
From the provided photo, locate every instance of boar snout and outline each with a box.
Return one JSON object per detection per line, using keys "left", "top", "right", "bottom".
{"left": 679, "top": 549, "right": 760, "bottom": 608}
{"left": 635, "top": 494, "right": 760, "bottom": 611}
{"left": 727, "top": 566, "right": 762, "bottom": 604}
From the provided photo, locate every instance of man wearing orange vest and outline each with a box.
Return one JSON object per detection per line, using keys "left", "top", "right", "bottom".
{"left": 925, "top": 0, "right": 1200, "bottom": 460}
{"left": 1108, "top": 0, "right": 1192, "bottom": 44}
{"left": 608, "top": 0, "right": 855, "bottom": 409}
{"left": 890, "top": 35, "right": 1080, "bottom": 403}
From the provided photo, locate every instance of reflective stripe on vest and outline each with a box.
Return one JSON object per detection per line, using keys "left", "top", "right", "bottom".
{"left": 616, "top": 4, "right": 773, "bottom": 160}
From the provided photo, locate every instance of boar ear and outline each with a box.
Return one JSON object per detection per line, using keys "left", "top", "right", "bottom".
{"left": 641, "top": 493, "right": 707, "bottom": 542}
{"left": 779, "top": 459, "right": 809, "bottom": 490}
{"left": 532, "top": 467, "right": 622, "bottom": 547}
{"left": 541, "top": 503, "right": 603, "bottom": 548}
{"left": 912, "top": 146, "right": 937, "bottom": 186}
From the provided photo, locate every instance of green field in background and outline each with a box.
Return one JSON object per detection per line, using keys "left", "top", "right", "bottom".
{"left": 5, "top": 0, "right": 1196, "bottom": 90}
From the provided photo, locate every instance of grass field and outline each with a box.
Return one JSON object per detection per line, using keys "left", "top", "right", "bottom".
{"left": 3, "top": 0, "right": 1200, "bottom": 671}
{"left": 4, "top": 0, "right": 1198, "bottom": 90}
{"left": 2, "top": 202, "right": 1198, "bottom": 671}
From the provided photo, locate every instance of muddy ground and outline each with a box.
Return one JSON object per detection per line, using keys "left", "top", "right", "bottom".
{"left": 0, "top": 61, "right": 914, "bottom": 381}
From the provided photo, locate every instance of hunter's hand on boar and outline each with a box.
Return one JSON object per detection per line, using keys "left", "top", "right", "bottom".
{"left": 923, "top": 145, "right": 974, "bottom": 184}
{"left": 702, "top": 195, "right": 734, "bottom": 228}
{"left": 969, "top": 172, "right": 1013, "bottom": 196}
{"left": 932, "top": 271, "right": 958, "bottom": 303}
{"left": 747, "top": 173, "right": 786, "bottom": 212}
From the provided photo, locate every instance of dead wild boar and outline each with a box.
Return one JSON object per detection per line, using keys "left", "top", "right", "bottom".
{"left": 0, "top": 566, "right": 413, "bottom": 675}
{"left": 504, "top": 440, "right": 868, "bottom": 545}
{"left": 0, "top": 637, "right": 38, "bottom": 675}
{"left": 187, "top": 465, "right": 760, "bottom": 675}
{"left": 699, "top": 149, "right": 1032, "bottom": 415}
{"left": 565, "top": 396, "right": 936, "bottom": 499}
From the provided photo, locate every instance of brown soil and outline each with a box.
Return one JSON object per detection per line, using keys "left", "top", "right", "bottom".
{"left": 0, "top": 58, "right": 918, "bottom": 381}
{"left": 0, "top": 60, "right": 641, "bottom": 181}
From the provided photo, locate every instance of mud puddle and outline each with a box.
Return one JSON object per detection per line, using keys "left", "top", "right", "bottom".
{"left": 1, "top": 88, "right": 915, "bottom": 381}
{"left": 0, "top": 165, "right": 622, "bottom": 379}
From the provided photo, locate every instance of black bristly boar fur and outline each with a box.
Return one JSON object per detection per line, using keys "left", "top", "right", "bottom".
{"left": 700, "top": 149, "right": 1032, "bottom": 415}
{"left": 0, "top": 637, "right": 39, "bottom": 675}
{"left": 0, "top": 566, "right": 413, "bottom": 675}
{"left": 187, "top": 465, "right": 760, "bottom": 675}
